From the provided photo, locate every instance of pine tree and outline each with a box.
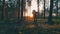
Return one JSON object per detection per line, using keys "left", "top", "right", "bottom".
{"left": 2, "top": 0, "right": 5, "bottom": 20}
{"left": 48, "top": 0, "right": 53, "bottom": 25}
{"left": 44, "top": 0, "right": 45, "bottom": 19}
{"left": 21, "top": 0, "right": 23, "bottom": 21}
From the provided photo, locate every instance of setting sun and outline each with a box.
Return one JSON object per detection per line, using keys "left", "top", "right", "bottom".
{"left": 29, "top": 14, "right": 33, "bottom": 18}
{"left": 25, "top": 12, "right": 33, "bottom": 18}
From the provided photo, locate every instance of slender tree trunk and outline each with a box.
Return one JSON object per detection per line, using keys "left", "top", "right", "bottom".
{"left": 2, "top": 0, "right": 5, "bottom": 20}
{"left": 44, "top": 0, "right": 45, "bottom": 19}
{"left": 37, "top": 0, "right": 39, "bottom": 18}
{"left": 48, "top": 0, "right": 53, "bottom": 25}
{"left": 21, "top": 0, "right": 23, "bottom": 21}
{"left": 56, "top": 0, "right": 58, "bottom": 16}
{"left": 15, "top": 0, "right": 18, "bottom": 17}
{"left": 56, "top": 0, "right": 58, "bottom": 24}
{"left": 3, "top": 0, "right": 7, "bottom": 20}
{"left": 6, "top": 3, "right": 8, "bottom": 21}
{"left": 18, "top": 0, "right": 20, "bottom": 22}
{"left": 15, "top": 0, "right": 20, "bottom": 34}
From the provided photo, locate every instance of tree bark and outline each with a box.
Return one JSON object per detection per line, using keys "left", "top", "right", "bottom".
{"left": 17, "top": 0, "right": 20, "bottom": 22}
{"left": 37, "top": 0, "right": 39, "bottom": 18}
{"left": 21, "top": 0, "right": 23, "bottom": 21}
{"left": 2, "top": 0, "right": 6, "bottom": 20}
{"left": 44, "top": 0, "right": 45, "bottom": 19}
{"left": 56, "top": 0, "right": 58, "bottom": 24}
{"left": 48, "top": 0, "right": 53, "bottom": 25}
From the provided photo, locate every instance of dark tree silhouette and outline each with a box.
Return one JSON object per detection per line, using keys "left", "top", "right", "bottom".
{"left": 48, "top": 0, "right": 53, "bottom": 25}
{"left": 44, "top": 0, "right": 45, "bottom": 19}
{"left": 2, "top": 0, "right": 6, "bottom": 20}
{"left": 2, "top": 0, "right": 8, "bottom": 20}
{"left": 56, "top": 0, "right": 58, "bottom": 17}
{"left": 20, "top": 0, "right": 23, "bottom": 21}
{"left": 17, "top": 0, "right": 20, "bottom": 22}
{"left": 37, "top": 0, "right": 39, "bottom": 18}
{"left": 15, "top": 0, "right": 21, "bottom": 34}
{"left": 56, "top": 0, "right": 58, "bottom": 24}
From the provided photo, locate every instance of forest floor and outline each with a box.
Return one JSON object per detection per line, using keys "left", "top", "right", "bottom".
{"left": 0, "top": 18, "right": 60, "bottom": 34}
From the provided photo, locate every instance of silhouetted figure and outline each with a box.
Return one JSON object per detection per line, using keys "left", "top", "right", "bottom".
{"left": 32, "top": 10, "right": 38, "bottom": 27}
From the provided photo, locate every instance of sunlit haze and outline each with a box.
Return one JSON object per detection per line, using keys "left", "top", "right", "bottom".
{"left": 24, "top": 0, "right": 50, "bottom": 17}
{"left": 24, "top": 0, "right": 38, "bottom": 17}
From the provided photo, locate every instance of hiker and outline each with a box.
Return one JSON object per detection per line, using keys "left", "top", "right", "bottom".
{"left": 32, "top": 10, "right": 37, "bottom": 27}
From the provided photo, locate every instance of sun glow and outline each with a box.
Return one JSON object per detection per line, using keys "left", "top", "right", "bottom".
{"left": 25, "top": 12, "right": 33, "bottom": 18}
{"left": 25, "top": 0, "right": 37, "bottom": 17}
{"left": 29, "top": 14, "right": 33, "bottom": 17}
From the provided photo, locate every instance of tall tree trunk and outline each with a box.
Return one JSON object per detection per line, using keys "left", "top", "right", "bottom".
{"left": 2, "top": 0, "right": 5, "bottom": 20}
{"left": 4, "top": 0, "right": 7, "bottom": 20}
{"left": 21, "top": 0, "right": 23, "bottom": 21}
{"left": 56, "top": 0, "right": 58, "bottom": 24}
{"left": 44, "top": 0, "right": 45, "bottom": 19}
{"left": 15, "top": 0, "right": 18, "bottom": 17}
{"left": 56, "top": 0, "right": 58, "bottom": 15}
{"left": 15, "top": 0, "right": 21, "bottom": 34}
{"left": 37, "top": 0, "right": 39, "bottom": 18}
{"left": 18, "top": 0, "right": 20, "bottom": 22}
{"left": 48, "top": 0, "right": 53, "bottom": 25}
